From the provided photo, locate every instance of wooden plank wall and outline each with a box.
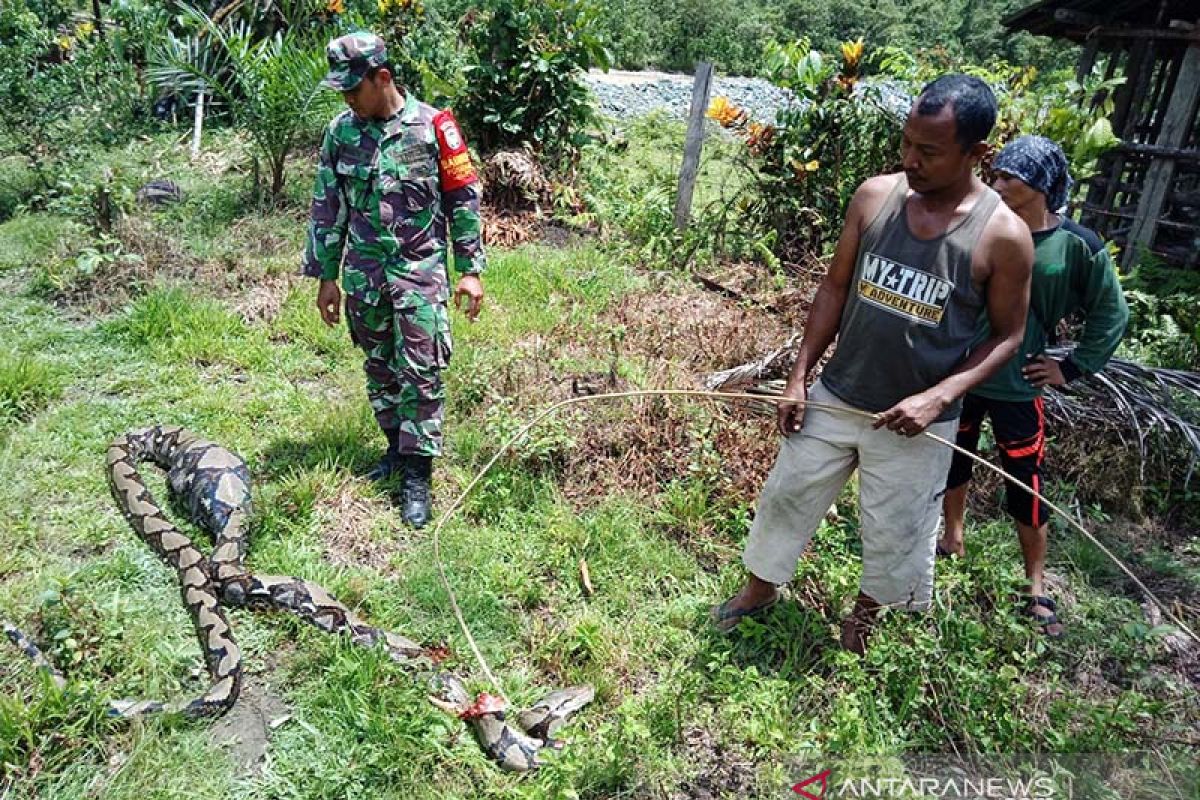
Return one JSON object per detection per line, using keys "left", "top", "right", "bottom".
{"left": 1074, "top": 22, "right": 1200, "bottom": 269}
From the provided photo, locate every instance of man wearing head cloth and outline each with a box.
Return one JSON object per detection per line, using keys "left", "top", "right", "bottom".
{"left": 936, "top": 134, "right": 1130, "bottom": 637}
{"left": 302, "top": 31, "right": 487, "bottom": 528}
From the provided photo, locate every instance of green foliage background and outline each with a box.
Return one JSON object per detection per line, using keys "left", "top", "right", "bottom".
{"left": 0, "top": 0, "right": 1198, "bottom": 795}
{"left": 590, "top": 0, "right": 1076, "bottom": 75}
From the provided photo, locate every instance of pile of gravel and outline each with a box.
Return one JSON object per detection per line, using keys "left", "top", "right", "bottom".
{"left": 584, "top": 70, "right": 913, "bottom": 129}
{"left": 585, "top": 70, "right": 796, "bottom": 124}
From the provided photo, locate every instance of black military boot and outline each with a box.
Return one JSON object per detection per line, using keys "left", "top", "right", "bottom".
{"left": 366, "top": 426, "right": 403, "bottom": 482}
{"left": 402, "top": 454, "right": 434, "bottom": 528}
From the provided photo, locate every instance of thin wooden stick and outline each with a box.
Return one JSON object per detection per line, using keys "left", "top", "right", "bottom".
{"left": 430, "top": 389, "right": 1200, "bottom": 699}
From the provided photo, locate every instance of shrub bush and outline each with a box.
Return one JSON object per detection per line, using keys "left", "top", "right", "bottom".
{"left": 0, "top": 350, "right": 63, "bottom": 425}
{"left": 705, "top": 40, "right": 1123, "bottom": 263}
{"left": 1122, "top": 259, "right": 1200, "bottom": 370}
{"left": 454, "top": 0, "right": 609, "bottom": 163}
{"left": 0, "top": 159, "right": 39, "bottom": 222}
{"left": 877, "top": 48, "right": 1123, "bottom": 182}
{"left": 0, "top": 2, "right": 149, "bottom": 206}
{"left": 367, "top": 0, "right": 468, "bottom": 108}
{"left": 710, "top": 39, "right": 899, "bottom": 261}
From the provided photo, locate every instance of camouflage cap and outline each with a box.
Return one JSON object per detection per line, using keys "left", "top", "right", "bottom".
{"left": 322, "top": 32, "right": 388, "bottom": 92}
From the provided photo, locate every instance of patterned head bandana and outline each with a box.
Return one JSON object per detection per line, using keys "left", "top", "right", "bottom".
{"left": 993, "top": 135, "right": 1074, "bottom": 212}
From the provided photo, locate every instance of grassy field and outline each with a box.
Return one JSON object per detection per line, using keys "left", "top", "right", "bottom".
{"left": 1, "top": 127, "right": 1197, "bottom": 799}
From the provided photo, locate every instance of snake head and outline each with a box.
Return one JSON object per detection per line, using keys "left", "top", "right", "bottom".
{"left": 426, "top": 672, "right": 471, "bottom": 715}
{"left": 424, "top": 643, "right": 452, "bottom": 665}
{"left": 516, "top": 685, "right": 595, "bottom": 741}
{"left": 458, "top": 692, "right": 507, "bottom": 721}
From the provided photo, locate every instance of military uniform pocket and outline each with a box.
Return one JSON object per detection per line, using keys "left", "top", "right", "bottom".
{"left": 433, "top": 302, "right": 453, "bottom": 368}
{"left": 390, "top": 139, "right": 438, "bottom": 180}
{"left": 379, "top": 174, "right": 437, "bottom": 219}
{"left": 335, "top": 160, "right": 373, "bottom": 210}
{"left": 398, "top": 298, "right": 452, "bottom": 371}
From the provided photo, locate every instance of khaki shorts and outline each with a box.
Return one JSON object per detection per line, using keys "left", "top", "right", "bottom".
{"left": 742, "top": 380, "right": 957, "bottom": 611}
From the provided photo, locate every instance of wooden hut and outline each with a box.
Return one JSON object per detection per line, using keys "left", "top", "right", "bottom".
{"left": 1004, "top": 0, "right": 1200, "bottom": 269}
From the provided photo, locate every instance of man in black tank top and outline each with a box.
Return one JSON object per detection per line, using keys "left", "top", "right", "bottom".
{"left": 712, "top": 75, "right": 1034, "bottom": 654}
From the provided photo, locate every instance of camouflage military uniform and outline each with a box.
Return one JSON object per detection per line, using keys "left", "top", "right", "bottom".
{"left": 302, "top": 47, "right": 485, "bottom": 458}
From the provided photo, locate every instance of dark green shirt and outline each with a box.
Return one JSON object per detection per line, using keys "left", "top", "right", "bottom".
{"left": 972, "top": 218, "right": 1129, "bottom": 402}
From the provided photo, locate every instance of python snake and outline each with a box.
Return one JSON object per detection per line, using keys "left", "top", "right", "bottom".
{"left": 3, "top": 424, "right": 590, "bottom": 771}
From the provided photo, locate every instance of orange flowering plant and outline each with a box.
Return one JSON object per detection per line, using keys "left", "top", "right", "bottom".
{"left": 710, "top": 38, "right": 900, "bottom": 262}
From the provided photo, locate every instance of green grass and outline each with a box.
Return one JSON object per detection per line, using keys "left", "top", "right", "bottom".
{"left": 0, "top": 213, "right": 86, "bottom": 274}
{"left": 0, "top": 349, "right": 63, "bottom": 427}
{"left": 0, "top": 131, "right": 1197, "bottom": 799}
{"left": 102, "top": 285, "right": 273, "bottom": 370}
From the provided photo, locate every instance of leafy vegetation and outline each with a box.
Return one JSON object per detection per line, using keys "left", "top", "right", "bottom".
{"left": 0, "top": 0, "right": 145, "bottom": 201}
{"left": 705, "top": 39, "right": 900, "bottom": 262}
{"left": 591, "top": 0, "right": 1076, "bottom": 76}
{"left": 148, "top": 4, "right": 339, "bottom": 200}
{"left": 1122, "top": 259, "right": 1200, "bottom": 370}
{"left": 455, "top": 0, "right": 610, "bottom": 162}
{"left": 1, "top": 2, "right": 1198, "bottom": 796}
{"left": 693, "top": 40, "right": 1126, "bottom": 268}
{"left": 878, "top": 47, "right": 1124, "bottom": 180}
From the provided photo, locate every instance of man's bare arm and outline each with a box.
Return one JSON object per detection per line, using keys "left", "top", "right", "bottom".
{"left": 778, "top": 176, "right": 891, "bottom": 434}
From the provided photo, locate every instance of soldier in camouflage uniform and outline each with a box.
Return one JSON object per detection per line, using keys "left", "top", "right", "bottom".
{"left": 303, "top": 32, "right": 487, "bottom": 528}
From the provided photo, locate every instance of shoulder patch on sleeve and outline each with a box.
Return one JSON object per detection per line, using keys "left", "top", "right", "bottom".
{"left": 433, "top": 109, "right": 477, "bottom": 191}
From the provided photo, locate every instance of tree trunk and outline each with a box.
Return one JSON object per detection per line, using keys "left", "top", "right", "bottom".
{"left": 190, "top": 91, "right": 205, "bottom": 160}
{"left": 270, "top": 154, "right": 286, "bottom": 203}
{"left": 92, "top": 0, "right": 105, "bottom": 41}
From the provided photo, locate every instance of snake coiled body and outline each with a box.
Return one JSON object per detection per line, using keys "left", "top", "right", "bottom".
{"left": 104, "top": 425, "right": 434, "bottom": 714}
{"left": 104, "top": 425, "right": 246, "bottom": 716}
{"left": 4, "top": 424, "right": 591, "bottom": 770}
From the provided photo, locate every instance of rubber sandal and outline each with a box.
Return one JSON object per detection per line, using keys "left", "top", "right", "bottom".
{"left": 710, "top": 591, "right": 781, "bottom": 634}
{"left": 1025, "top": 595, "right": 1065, "bottom": 639}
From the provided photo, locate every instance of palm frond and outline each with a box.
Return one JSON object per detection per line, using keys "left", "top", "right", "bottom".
{"left": 702, "top": 333, "right": 800, "bottom": 391}
{"left": 1042, "top": 346, "right": 1200, "bottom": 484}
{"left": 146, "top": 1, "right": 334, "bottom": 196}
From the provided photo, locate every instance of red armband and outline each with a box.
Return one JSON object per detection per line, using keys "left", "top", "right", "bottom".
{"left": 433, "top": 109, "right": 477, "bottom": 191}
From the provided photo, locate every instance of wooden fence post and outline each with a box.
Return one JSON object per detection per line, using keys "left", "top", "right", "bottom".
{"left": 191, "top": 90, "right": 205, "bottom": 161}
{"left": 674, "top": 61, "right": 714, "bottom": 230}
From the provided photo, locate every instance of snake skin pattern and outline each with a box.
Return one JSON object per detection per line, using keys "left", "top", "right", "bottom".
{"left": 3, "top": 620, "right": 66, "bottom": 690}
{"left": 3, "top": 424, "right": 591, "bottom": 771}
{"left": 428, "top": 675, "right": 595, "bottom": 770}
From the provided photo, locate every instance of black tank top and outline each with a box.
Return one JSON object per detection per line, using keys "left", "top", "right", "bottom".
{"left": 820, "top": 175, "right": 1001, "bottom": 421}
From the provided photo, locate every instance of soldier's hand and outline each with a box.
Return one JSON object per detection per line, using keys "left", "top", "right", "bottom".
{"left": 454, "top": 274, "right": 484, "bottom": 322}
{"left": 317, "top": 279, "right": 341, "bottom": 327}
